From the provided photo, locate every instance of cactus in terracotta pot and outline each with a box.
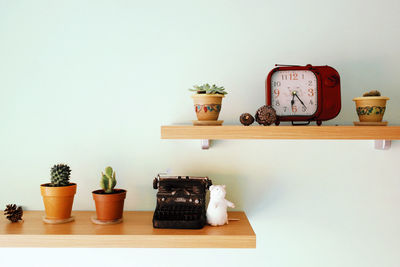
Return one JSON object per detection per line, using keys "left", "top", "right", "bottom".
{"left": 92, "top": 166, "right": 126, "bottom": 223}
{"left": 41, "top": 164, "right": 77, "bottom": 223}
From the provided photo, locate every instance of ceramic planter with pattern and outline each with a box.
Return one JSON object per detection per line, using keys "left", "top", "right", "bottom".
{"left": 191, "top": 94, "right": 224, "bottom": 121}
{"left": 353, "top": 96, "right": 389, "bottom": 122}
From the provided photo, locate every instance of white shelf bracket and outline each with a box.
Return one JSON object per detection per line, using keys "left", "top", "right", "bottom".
{"left": 375, "top": 140, "right": 391, "bottom": 150}
{"left": 201, "top": 139, "right": 210, "bottom": 150}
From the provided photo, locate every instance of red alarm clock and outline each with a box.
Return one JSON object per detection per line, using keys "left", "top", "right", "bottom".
{"left": 266, "top": 64, "right": 341, "bottom": 125}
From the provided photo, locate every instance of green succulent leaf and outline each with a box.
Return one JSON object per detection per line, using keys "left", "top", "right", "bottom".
{"left": 188, "top": 83, "right": 227, "bottom": 95}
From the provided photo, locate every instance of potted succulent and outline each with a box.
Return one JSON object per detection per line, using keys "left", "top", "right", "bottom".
{"left": 92, "top": 166, "right": 126, "bottom": 223}
{"left": 189, "top": 83, "right": 227, "bottom": 121}
{"left": 40, "top": 164, "right": 76, "bottom": 223}
{"left": 353, "top": 90, "right": 389, "bottom": 122}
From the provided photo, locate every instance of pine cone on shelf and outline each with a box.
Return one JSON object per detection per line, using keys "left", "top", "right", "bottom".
{"left": 4, "top": 204, "right": 23, "bottom": 223}
{"left": 240, "top": 113, "right": 255, "bottom": 126}
{"left": 255, "top": 105, "right": 277, "bottom": 126}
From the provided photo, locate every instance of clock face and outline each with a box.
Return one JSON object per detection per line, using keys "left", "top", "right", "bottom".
{"left": 271, "top": 70, "right": 318, "bottom": 117}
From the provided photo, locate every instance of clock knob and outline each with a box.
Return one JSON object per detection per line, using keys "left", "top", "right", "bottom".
{"left": 325, "top": 75, "right": 339, "bottom": 87}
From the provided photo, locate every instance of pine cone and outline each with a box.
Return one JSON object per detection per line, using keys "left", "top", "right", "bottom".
{"left": 240, "top": 113, "right": 254, "bottom": 126}
{"left": 255, "top": 105, "right": 277, "bottom": 126}
{"left": 4, "top": 204, "right": 23, "bottom": 223}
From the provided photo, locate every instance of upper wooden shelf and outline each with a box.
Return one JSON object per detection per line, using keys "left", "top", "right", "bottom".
{"left": 161, "top": 125, "right": 400, "bottom": 140}
{"left": 0, "top": 211, "right": 255, "bottom": 248}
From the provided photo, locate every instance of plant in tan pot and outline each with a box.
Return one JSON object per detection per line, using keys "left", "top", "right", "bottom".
{"left": 353, "top": 90, "right": 389, "bottom": 123}
{"left": 189, "top": 83, "right": 227, "bottom": 125}
{"left": 92, "top": 167, "right": 126, "bottom": 224}
{"left": 41, "top": 164, "right": 76, "bottom": 224}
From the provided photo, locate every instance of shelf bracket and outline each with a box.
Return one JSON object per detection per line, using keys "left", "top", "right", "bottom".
{"left": 375, "top": 140, "right": 391, "bottom": 150}
{"left": 201, "top": 139, "right": 210, "bottom": 149}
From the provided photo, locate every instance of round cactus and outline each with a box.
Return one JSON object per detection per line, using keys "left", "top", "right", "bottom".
{"left": 363, "top": 90, "right": 381, "bottom": 97}
{"left": 50, "top": 164, "right": 71, "bottom": 186}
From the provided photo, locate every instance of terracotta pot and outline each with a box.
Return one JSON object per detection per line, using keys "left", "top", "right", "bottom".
{"left": 191, "top": 94, "right": 224, "bottom": 121}
{"left": 353, "top": 96, "right": 389, "bottom": 122}
{"left": 40, "top": 183, "right": 77, "bottom": 220}
{"left": 92, "top": 189, "right": 126, "bottom": 221}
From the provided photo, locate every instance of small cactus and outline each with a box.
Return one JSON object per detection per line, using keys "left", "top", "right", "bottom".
{"left": 363, "top": 90, "right": 381, "bottom": 97}
{"left": 50, "top": 164, "right": 71, "bottom": 186}
{"left": 100, "top": 166, "right": 116, "bottom": 193}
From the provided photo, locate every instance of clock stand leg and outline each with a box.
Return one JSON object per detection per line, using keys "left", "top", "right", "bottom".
{"left": 316, "top": 120, "right": 322, "bottom": 126}
{"left": 275, "top": 120, "right": 280, "bottom": 126}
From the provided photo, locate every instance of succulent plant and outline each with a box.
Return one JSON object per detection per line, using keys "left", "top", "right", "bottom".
{"left": 189, "top": 83, "right": 227, "bottom": 95}
{"left": 50, "top": 164, "right": 71, "bottom": 186}
{"left": 100, "top": 166, "right": 116, "bottom": 193}
{"left": 363, "top": 90, "right": 381, "bottom": 97}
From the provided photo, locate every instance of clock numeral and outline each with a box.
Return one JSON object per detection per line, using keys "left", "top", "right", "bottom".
{"left": 289, "top": 73, "right": 298, "bottom": 80}
{"left": 302, "top": 74, "right": 305, "bottom": 79}
{"left": 273, "top": 89, "right": 280, "bottom": 98}
{"left": 308, "top": 88, "right": 314, "bottom": 97}
{"left": 308, "top": 81, "right": 313, "bottom": 86}
{"left": 292, "top": 106, "right": 297, "bottom": 113}
{"left": 302, "top": 106, "right": 307, "bottom": 112}
{"left": 282, "top": 75, "right": 287, "bottom": 80}
{"left": 272, "top": 81, "right": 281, "bottom": 87}
{"left": 283, "top": 106, "right": 287, "bottom": 112}
{"left": 310, "top": 100, "right": 314, "bottom": 105}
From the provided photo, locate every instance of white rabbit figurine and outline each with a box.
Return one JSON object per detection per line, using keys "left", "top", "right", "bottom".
{"left": 206, "top": 185, "right": 235, "bottom": 226}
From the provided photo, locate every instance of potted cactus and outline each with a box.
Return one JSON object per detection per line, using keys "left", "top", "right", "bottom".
{"left": 40, "top": 164, "right": 77, "bottom": 223}
{"left": 92, "top": 166, "right": 126, "bottom": 223}
{"left": 353, "top": 90, "right": 389, "bottom": 122}
{"left": 189, "top": 84, "right": 227, "bottom": 122}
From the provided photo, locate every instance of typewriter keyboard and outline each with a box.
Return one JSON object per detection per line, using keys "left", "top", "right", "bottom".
{"left": 155, "top": 205, "right": 204, "bottom": 221}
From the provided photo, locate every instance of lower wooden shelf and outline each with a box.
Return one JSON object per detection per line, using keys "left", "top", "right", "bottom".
{"left": 0, "top": 211, "right": 256, "bottom": 248}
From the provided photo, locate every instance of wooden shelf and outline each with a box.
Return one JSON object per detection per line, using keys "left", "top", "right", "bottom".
{"left": 0, "top": 211, "right": 255, "bottom": 248}
{"left": 161, "top": 125, "right": 400, "bottom": 140}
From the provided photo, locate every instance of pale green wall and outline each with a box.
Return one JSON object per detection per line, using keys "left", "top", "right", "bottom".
{"left": 1, "top": 0, "right": 400, "bottom": 266}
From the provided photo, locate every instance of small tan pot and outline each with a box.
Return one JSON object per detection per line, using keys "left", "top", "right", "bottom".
{"left": 40, "top": 183, "right": 76, "bottom": 220}
{"left": 92, "top": 189, "right": 126, "bottom": 221}
{"left": 353, "top": 96, "right": 389, "bottom": 122}
{"left": 192, "top": 94, "right": 224, "bottom": 121}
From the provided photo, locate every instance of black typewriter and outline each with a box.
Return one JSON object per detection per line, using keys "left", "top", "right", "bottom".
{"left": 152, "top": 175, "right": 212, "bottom": 229}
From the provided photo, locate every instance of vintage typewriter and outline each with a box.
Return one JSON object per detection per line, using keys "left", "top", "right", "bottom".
{"left": 152, "top": 175, "right": 212, "bottom": 229}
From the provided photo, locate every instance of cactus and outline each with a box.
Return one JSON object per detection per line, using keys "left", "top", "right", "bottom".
{"left": 363, "top": 90, "right": 381, "bottom": 97}
{"left": 100, "top": 166, "right": 116, "bottom": 193}
{"left": 50, "top": 164, "right": 71, "bottom": 186}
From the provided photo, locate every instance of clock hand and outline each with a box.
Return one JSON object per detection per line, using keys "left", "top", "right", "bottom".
{"left": 291, "top": 92, "right": 295, "bottom": 107}
{"left": 294, "top": 94, "right": 307, "bottom": 109}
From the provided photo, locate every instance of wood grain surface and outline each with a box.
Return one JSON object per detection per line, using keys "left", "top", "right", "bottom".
{"left": 161, "top": 125, "right": 400, "bottom": 140}
{"left": 0, "top": 211, "right": 256, "bottom": 248}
